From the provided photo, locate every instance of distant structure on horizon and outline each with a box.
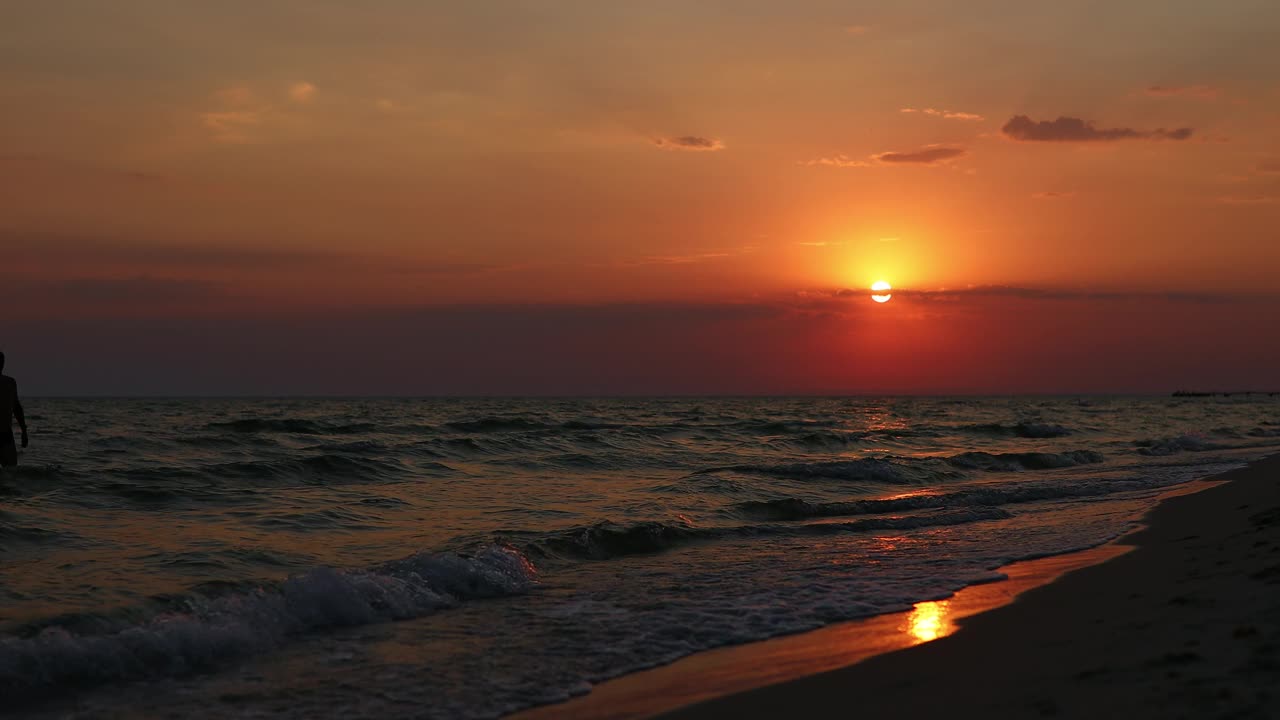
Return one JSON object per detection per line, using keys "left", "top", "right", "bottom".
{"left": 1172, "top": 390, "right": 1279, "bottom": 398}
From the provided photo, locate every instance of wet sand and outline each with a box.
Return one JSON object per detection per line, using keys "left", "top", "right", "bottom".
{"left": 655, "top": 454, "right": 1280, "bottom": 719}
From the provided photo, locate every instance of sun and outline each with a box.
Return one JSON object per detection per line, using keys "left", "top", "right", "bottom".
{"left": 871, "top": 280, "right": 893, "bottom": 303}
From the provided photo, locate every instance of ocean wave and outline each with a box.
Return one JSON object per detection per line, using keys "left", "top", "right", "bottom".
{"left": 125, "top": 454, "right": 415, "bottom": 486}
{"left": 0, "top": 545, "right": 536, "bottom": 702}
{"left": 1134, "top": 434, "right": 1226, "bottom": 456}
{"left": 961, "top": 422, "right": 1073, "bottom": 438}
{"left": 946, "top": 450, "right": 1105, "bottom": 471}
{"left": 0, "top": 510, "right": 72, "bottom": 548}
{"left": 444, "top": 417, "right": 551, "bottom": 433}
{"left": 207, "top": 418, "right": 379, "bottom": 435}
{"left": 0, "top": 464, "right": 77, "bottom": 489}
{"left": 511, "top": 508, "right": 1010, "bottom": 562}
{"left": 560, "top": 420, "right": 629, "bottom": 431}
{"left": 693, "top": 457, "right": 956, "bottom": 484}
{"left": 698, "top": 450, "right": 1105, "bottom": 484}
{"left": 740, "top": 419, "right": 844, "bottom": 434}
{"left": 302, "top": 440, "right": 392, "bottom": 454}
{"left": 729, "top": 478, "right": 1150, "bottom": 521}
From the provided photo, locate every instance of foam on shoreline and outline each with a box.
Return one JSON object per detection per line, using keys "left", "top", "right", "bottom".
{"left": 515, "top": 457, "right": 1279, "bottom": 720}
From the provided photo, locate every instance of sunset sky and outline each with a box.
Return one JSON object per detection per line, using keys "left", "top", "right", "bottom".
{"left": 4, "top": 1, "right": 1279, "bottom": 394}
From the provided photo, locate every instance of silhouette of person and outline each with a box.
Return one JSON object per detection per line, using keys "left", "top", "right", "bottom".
{"left": 1, "top": 352, "right": 28, "bottom": 468}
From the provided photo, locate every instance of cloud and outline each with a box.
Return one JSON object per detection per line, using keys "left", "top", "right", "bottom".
{"left": 803, "top": 155, "right": 871, "bottom": 168}
{"left": 622, "top": 246, "right": 756, "bottom": 266}
{"left": 200, "top": 110, "right": 263, "bottom": 143}
{"left": 844, "top": 25, "right": 871, "bottom": 35}
{"left": 0, "top": 233, "right": 513, "bottom": 278}
{"left": 289, "top": 81, "right": 317, "bottom": 103}
{"left": 60, "top": 276, "right": 222, "bottom": 302}
{"left": 651, "top": 136, "right": 725, "bottom": 152}
{"left": 1217, "top": 195, "right": 1279, "bottom": 205}
{"left": 1145, "top": 85, "right": 1219, "bottom": 100}
{"left": 900, "top": 107, "right": 984, "bottom": 121}
{"left": 873, "top": 146, "right": 967, "bottom": 164}
{"left": 1032, "top": 191, "right": 1076, "bottom": 199}
{"left": 830, "top": 284, "right": 1241, "bottom": 305}
{"left": 0, "top": 276, "right": 223, "bottom": 306}
{"left": 200, "top": 82, "right": 320, "bottom": 143}
{"left": 1257, "top": 160, "right": 1280, "bottom": 174}
{"left": 216, "top": 86, "right": 254, "bottom": 106}
{"left": 1002, "top": 115, "right": 1193, "bottom": 142}
{"left": 806, "top": 146, "right": 966, "bottom": 168}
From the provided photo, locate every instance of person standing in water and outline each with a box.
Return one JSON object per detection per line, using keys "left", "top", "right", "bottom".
{"left": 1, "top": 352, "right": 29, "bottom": 468}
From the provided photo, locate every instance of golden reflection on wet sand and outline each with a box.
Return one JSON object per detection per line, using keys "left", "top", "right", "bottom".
{"left": 903, "top": 600, "right": 955, "bottom": 643}
{"left": 514, "top": 539, "right": 1143, "bottom": 720}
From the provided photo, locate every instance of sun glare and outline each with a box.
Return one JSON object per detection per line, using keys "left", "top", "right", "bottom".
{"left": 905, "top": 600, "right": 954, "bottom": 643}
{"left": 871, "top": 280, "right": 893, "bottom": 303}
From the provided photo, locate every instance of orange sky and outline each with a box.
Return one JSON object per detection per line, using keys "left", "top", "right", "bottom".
{"left": 3, "top": 2, "right": 1279, "bottom": 393}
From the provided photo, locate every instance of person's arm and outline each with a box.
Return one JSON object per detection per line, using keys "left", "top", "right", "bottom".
{"left": 13, "top": 382, "right": 27, "bottom": 448}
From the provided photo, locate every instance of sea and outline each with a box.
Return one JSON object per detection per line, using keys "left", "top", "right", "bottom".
{"left": 2, "top": 396, "right": 1279, "bottom": 718}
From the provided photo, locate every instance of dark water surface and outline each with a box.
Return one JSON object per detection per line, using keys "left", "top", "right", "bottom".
{"left": 2, "top": 396, "right": 1278, "bottom": 717}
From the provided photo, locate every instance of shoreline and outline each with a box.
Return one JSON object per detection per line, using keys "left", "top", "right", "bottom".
{"left": 513, "top": 474, "right": 1233, "bottom": 720}
{"left": 651, "top": 453, "right": 1280, "bottom": 719}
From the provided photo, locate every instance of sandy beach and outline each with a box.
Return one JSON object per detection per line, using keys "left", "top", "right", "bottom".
{"left": 654, "top": 454, "right": 1280, "bottom": 719}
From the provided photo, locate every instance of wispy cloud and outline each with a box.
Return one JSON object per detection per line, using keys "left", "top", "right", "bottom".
{"left": 620, "top": 245, "right": 756, "bottom": 267}
{"left": 806, "top": 146, "right": 966, "bottom": 168}
{"left": 0, "top": 276, "right": 224, "bottom": 306}
{"left": 201, "top": 82, "right": 319, "bottom": 143}
{"left": 803, "top": 155, "right": 871, "bottom": 168}
{"left": 1145, "top": 85, "right": 1220, "bottom": 100}
{"left": 1217, "top": 195, "right": 1279, "bottom": 205}
{"left": 216, "top": 86, "right": 254, "bottom": 106}
{"left": 900, "top": 107, "right": 984, "bottom": 121}
{"left": 1257, "top": 160, "right": 1280, "bottom": 174}
{"left": 651, "top": 135, "right": 725, "bottom": 152}
{"left": 200, "top": 110, "right": 263, "bottom": 144}
{"left": 289, "top": 81, "right": 318, "bottom": 103}
{"left": 1002, "top": 115, "right": 1193, "bottom": 142}
{"left": 873, "top": 146, "right": 967, "bottom": 164}
{"left": 1032, "top": 191, "right": 1076, "bottom": 199}
{"left": 1, "top": 233, "right": 513, "bottom": 278}
{"left": 828, "top": 284, "right": 1244, "bottom": 304}
{"left": 844, "top": 25, "right": 872, "bottom": 35}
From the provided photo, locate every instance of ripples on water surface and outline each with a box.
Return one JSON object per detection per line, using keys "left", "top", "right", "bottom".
{"left": 2, "top": 396, "right": 1278, "bottom": 717}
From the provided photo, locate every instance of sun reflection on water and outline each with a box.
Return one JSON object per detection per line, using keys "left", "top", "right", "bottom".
{"left": 903, "top": 600, "right": 954, "bottom": 643}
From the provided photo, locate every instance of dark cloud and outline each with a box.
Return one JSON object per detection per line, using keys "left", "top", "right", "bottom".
{"left": 1144, "top": 85, "right": 1219, "bottom": 100}
{"left": 1002, "top": 115, "right": 1193, "bottom": 142}
{"left": 7, "top": 292, "right": 1278, "bottom": 395}
{"left": 1216, "top": 195, "right": 1279, "bottom": 206}
{"left": 651, "top": 136, "right": 725, "bottom": 152}
{"left": 1258, "top": 160, "right": 1280, "bottom": 174}
{"left": 872, "top": 146, "right": 966, "bottom": 164}
{"left": 4, "top": 232, "right": 508, "bottom": 275}
{"left": 59, "top": 276, "right": 222, "bottom": 302}
{"left": 0, "top": 276, "right": 222, "bottom": 304}
{"left": 5, "top": 232, "right": 329, "bottom": 269}
{"left": 868, "top": 284, "right": 1236, "bottom": 304}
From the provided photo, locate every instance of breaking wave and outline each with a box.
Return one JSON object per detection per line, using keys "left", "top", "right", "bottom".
{"left": 0, "top": 545, "right": 536, "bottom": 701}
{"left": 509, "top": 508, "right": 1011, "bottom": 562}
{"left": 961, "top": 422, "right": 1073, "bottom": 438}
{"left": 697, "top": 450, "right": 1105, "bottom": 484}
{"left": 728, "top": 478, "right": 1150, "bottom": 521}
{"left": 1135, "top": 434, "right": 1226, "bottom": 456}
{"left": 207, "top": 418, "right": 380, "bottom": 435}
